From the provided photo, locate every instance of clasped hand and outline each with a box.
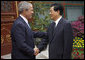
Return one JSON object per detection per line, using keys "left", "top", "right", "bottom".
{"left": 34, "top": 47, "right": 40, "bottom": 56}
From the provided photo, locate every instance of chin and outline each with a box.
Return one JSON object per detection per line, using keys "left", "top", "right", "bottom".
{"left": 51, "top": 17, "right": 53, "bottom": 19}
{"left": 28, "top": 16, "right": 32, "bottom": 19}
{"left": 30, "top": 16, "right": 32, "bottom": 18}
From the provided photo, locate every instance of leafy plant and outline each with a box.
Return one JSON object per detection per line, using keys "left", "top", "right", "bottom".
{"left": 71, "top": 16, "right": 84, "bottom": 59}
{"left": 29, "top": 2, "right": 53, "bottom": 46}
{"left": 31, "top": 2, "right": 52, "bottom": 32}
{"left": 73, "top": 37, "right": 84, "bottom": 48}
{"left": 71, "top": 16, "right": 84, "bottom": 38}
{"left": 72, "top": 35, "right": 84, "bottom": 59}
{"left": 72, "top": 48, "right": 84, "bottom": 59}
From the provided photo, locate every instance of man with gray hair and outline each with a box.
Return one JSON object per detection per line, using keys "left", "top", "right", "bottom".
{"left": 11, "top": 1, "right": 46, "bottom": 59}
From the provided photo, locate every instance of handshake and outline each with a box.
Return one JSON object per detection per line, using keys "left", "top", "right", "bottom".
{"left": 34, "top": 47, "right": 40, "bottom": 56}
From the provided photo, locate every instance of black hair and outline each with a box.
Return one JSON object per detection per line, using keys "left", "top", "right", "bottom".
{"left": 51, "top": 3, "right": 64, "bottom": 15}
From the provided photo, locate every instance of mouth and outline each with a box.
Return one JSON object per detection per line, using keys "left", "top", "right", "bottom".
{"left": 50, "top": 14, "right": 52, "bottom": 17}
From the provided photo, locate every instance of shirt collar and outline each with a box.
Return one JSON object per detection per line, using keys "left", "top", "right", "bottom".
{"left": 20, "top": 14, "right": 28, "bottom": 24}
{"left": 54, "top": 16, "right": 62, "bottom": 26}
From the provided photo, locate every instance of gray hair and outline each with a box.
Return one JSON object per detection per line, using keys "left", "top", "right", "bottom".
{"left": 18, "top": 1, "right": 32, "bottom": 14}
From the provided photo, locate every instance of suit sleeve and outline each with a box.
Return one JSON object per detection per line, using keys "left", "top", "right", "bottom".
{"left": 37, "top": 28, "right": 49, "bottom": 52}
{"left": 32, "top": 31, "right": 47, "bottom": 39}
{"left": 63, "top": 22, "right": 73, "bottom": 59}
{"left": 13, "top": 23, "right": 34, "bottom": 56}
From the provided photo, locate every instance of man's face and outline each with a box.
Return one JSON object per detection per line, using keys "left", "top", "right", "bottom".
{"left": 25, "top": 5, "right": 34, "bottom": 19}
{"left": 49, "top": 6, "right": 59, "bottom": 20}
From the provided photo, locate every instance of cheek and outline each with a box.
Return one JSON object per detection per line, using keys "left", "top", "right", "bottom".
{"left": 51, "top": 12, "right": 53, "bottom": 15}
{"left": 52, "top": 12, "right": 55, "bottom": 17}
{"left": 26, "top": 11, "right": 30, "bottom": 16}
{"left": 53, "top": 12, "right": 57, "bottom": 16}
{"left": 29, "top": 12, "right": 32, "bottom": 15}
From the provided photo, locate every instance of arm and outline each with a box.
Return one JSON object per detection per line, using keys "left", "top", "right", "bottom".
{"left": 37, "top": 38, "right": 49, "bottom": 53}
{"left": 33, "top": 31, "right": 47, "bottom": 39}
{"left": 37, "top": 28, "right": 49, "bottom": 53}
{"left": 63, "top": 22, "right": 73, "bottom": 59}
{"left": 13, "top": 23, "right": 34, "bottom": 56}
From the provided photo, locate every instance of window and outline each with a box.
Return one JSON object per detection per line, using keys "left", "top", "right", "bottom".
{"left": 66, "top": 6, "right": 83, "bottom": 22}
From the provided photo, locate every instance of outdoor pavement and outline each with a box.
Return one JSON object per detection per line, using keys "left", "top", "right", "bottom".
{"left": 1, "top": 45, "right": 49, "bottom": 59}
{"left": 1, "top": 53, "right": 11, "bottom": 59}
{"left": 1, "top": 51, "right": 48, "bottom": 59}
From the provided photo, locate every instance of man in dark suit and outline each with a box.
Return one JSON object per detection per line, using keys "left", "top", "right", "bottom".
{"left": 35, "top": 3, "right": 73, "bottom": 59}
{"left": 11, "top": 1, "right": 46, "bottom": 59}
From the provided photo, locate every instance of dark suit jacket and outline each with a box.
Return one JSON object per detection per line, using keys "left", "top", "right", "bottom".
{"left": 38, "top": 18, "right": 73, "bottom": 59}
{"left": 11, "top": 16, "right": 46, "bottom": 59}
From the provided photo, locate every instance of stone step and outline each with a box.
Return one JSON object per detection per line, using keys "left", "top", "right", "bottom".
{"left": 1, "top": 53, "right": 11, "bottom": 59}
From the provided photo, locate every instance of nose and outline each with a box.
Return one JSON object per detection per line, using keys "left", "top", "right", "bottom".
{"left": 49, "top": 12, "right": 51, "bottom": 15}
{"left": 32, "top": 11, "right": 34, "bottom": 14}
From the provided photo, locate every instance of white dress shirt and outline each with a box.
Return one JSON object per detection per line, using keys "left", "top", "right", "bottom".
{"left": 20, "top": 14, "right": 31, "bottom": 28}
{"left": 54, "top": 16, "right": 62, "bottom": 27}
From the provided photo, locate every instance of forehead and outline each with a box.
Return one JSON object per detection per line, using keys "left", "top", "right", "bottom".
{"left": 29, "top": 5, "right": 33, "bottom": 9}
{"left": 30, "top": 4, "right": 33, "bottom": 8}
{"left": 50, "top": 6, "right": 54, "bottom": 11}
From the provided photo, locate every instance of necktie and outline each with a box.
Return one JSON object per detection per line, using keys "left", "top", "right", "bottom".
{"left": 52, "top": 22, "right": 56, "bottom": 36}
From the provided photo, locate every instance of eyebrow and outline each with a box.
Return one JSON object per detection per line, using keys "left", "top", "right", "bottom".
{"left": 50, "top": 9, "right": 51, "bottom": 10}
{"left": 50, "top": 9, "right": 52, "bottom": 11}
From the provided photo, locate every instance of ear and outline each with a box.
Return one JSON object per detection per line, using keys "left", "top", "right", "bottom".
{"left": 23, "top": 9, "right": 26, "bottom": 13}
{"left": 57, "top": 10, "right": 60, "bottom": 14}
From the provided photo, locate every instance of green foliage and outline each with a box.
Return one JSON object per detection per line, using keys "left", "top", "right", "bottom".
{"left": 29, "top": 2, "right": 53, "bottom": 46}
{"left": 72, "top": 37, "right": 84, "bottom": 59}
{"left": 32, "top": 2, "right": 52, "bottom": 32}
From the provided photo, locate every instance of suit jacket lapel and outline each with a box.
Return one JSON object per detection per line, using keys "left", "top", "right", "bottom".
{"left": 50, "top": 18, "right": 63, "bottom": 43}
{"left": 53, "top": 18, "right": 62, "bottom": 37}
{"left": 19, "top": 16, "right": 31, "bottom": 30}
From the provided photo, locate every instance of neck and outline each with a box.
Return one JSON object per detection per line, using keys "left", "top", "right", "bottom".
{"left": 21, "top": 13, "right": 27, "bottom": 19}
{"left": 54, "top": 15, "right": 61, "bottom": 21}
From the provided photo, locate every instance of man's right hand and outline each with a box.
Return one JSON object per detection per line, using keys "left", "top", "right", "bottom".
{"left": 34, "top": 47, "right": 40, "bottom": 56}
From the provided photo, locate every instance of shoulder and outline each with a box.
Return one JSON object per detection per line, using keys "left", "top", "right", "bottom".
{"left": 61, "top": 18, "right": 71, "bottom": 25}
{"left": 12, "top": 17, "right": 25, "bottom": 29}
{"left": 60, "top": 18, "right": 72, "bottom": 29}
{"left": 14, "top": 16, "right": 24, "bottom": 25}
